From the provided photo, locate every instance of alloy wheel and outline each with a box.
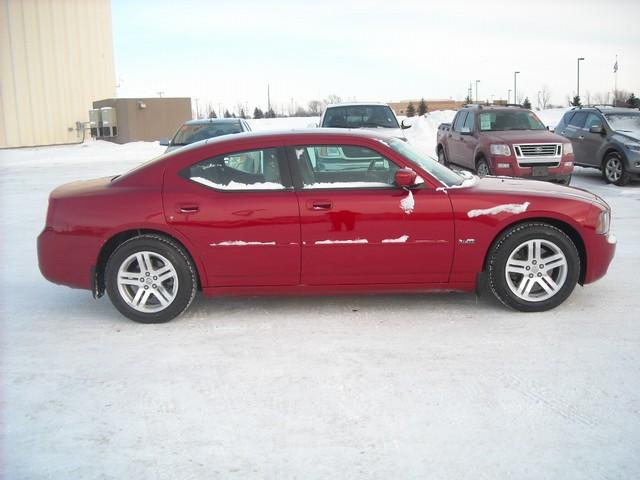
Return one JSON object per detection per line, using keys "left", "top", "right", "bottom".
{"left": 605, "top": 157, "right": 622, "bottom": 182}
{"left": 117, "top": 251, "right": 179, "bottom": 313}
{"left": 504, "top": 239, "right": 568, "bottom": 302}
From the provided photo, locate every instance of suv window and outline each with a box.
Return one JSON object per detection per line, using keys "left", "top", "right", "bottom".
{"left": 183, "top": 147, "right": 286, "bottom": 190}
{"left": 568, "top": 111, "right": 587, "bottom": 128}
{"left": 452, "top": 111, "right": 468, "bottom": 132}
{"left": 293, "top": 145, "right": 399, "bottom": 188}
{"left": 172, "top": 122, "right": 243, "bottom": 146}
{"left": 462, "top": 111, "right": 474, "bottom": 132}
{"left": 585, "top": 113, "right": 602, "bottom": 129}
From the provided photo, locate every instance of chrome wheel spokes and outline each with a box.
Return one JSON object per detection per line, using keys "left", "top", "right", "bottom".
{"left": 606, "top": 158, "right": 622, "bottom": 182}
{"left": 116, "top": 251, "right": 179, "bottom": 313}
{"left": 505, "top": 239, "right": 568, "bottom": 302}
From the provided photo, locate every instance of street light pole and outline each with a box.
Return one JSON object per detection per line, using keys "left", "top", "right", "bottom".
{"left": 514, "top": 71, "right": 520, "bottom": 104}
{"left": 508, "top": 89, "right": 512, "bottom": 104}
{"left": 475, "top": 80, "right": 480, "bottom": 103}
{"left": 577, "top": 57, "right": 585, "bottom": 101}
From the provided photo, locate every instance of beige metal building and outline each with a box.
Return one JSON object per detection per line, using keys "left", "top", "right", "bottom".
{"left": 388, "top": 99, "right": 466, "bottom": 116}
{"left": 93, "top": 97, "right": 192, "bottom": 144}
{"left": 1, "top": 0, "right": 116, "bottom": 148}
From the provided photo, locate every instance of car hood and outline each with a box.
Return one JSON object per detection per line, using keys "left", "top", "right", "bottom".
{"left": 461, "top": 176, "right": 608, "bottom": 208}
{"left": 482, "top": 130, "right": 567, "bottom": 144}
{"left": 614, "top": 130, "right": 640, "bottom": 143}
{"left": 358, "top": 127, "right": 406, "bottom": 140}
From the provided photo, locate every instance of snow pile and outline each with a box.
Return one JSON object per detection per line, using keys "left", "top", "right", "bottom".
{"left": 400, "top": 189, "right": 415, "bottom": 214}
{"left": 382, "top": 235, "right": 409, "bottom": 243}
{"left": 535, "top": 108, "right": 571, "bottom": 131}
{"left": 402, "top": 110, "right": 457, "bottom": 157}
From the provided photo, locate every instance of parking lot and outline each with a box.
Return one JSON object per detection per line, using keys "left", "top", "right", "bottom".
{"left": 1, "top": 132, "right": 639, "bottom": 479}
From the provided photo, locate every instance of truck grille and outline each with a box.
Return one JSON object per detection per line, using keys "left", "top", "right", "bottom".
{"left": 513, "top": 143, "right": 561, "bottom": 167}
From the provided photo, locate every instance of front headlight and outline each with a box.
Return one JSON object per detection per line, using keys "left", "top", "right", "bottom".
{"left": 563, "top": 143, "right": 573, "bottom": 155}
{"left": 490, "top": 144, "right": 511, "bottom": 156}
{"left": 624, "top": 143, "right": 640, "bottom": 152}
{"left": 596, "top": 209, "right": 610, "bottom": 235}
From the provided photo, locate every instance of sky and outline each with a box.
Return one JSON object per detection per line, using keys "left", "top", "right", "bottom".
{"left": 112, "top": 0, "right": 640, "bottom": 116}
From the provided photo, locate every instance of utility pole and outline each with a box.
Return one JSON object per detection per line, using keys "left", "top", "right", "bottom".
{"left": 194, "top": 98, "right": 199, "bottom": 119}
{"left": 577, "top": 57, "right": 585, "bottom": 101}
{"left": 157, "top": 91, "right": 164, "bottom": 98}
{"left": 267, "top": 84, "right": 271, "bottom": 113}
{"left": 514, "top": 71, "right": 520, "bottom": 104}
{"left": 475, "top": 80, "right": 480, "bottom": 103}
{"left": 537, "top": 91, "right": 542, "bottom": 110}
{"left": 508, "top": 89, "right": 512, "bottom": 103}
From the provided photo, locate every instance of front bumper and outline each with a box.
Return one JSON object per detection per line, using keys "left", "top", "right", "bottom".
{"left": 489, "top": 154, "right": 574, "bottom": 182}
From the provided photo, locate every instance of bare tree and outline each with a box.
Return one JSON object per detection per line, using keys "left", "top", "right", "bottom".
{"left": 613, "top": 89, "right": 630, "bottom": 106}
{"left": 325, "top": 94, "right": 342, "bottom": 105}
{"left": 308, "top": 100, "right": 323, "bottom": 116}
{"left": 540, "top": 85, "right": 552, "bottom": 109}
{"left": 584, "top": 90, "right": 592, "bottom": 106}
{"left": 593, "top": 92, "right": 610, "bottom": 105}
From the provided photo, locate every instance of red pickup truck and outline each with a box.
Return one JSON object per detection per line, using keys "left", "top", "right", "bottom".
{"left": 436, "top": 105, "right": 575, "bottom": 184}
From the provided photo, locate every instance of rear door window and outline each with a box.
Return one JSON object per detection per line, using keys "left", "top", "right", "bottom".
{"left": 183, "top": 147, "right": 289, "bottom": 191}
{"left": 568, "top": 112, "right": 587, "bottom": 128}
{"left": 452, "top": 111, "right": 468, "bottom": 132}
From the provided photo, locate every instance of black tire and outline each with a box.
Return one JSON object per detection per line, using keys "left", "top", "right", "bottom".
{"left": 602, "top": 151, "right": 630, "bottom": 186}
{"left": 437, "top": 147, "right": 449, "bottom": 166}
{"left": 476, "top": 157, "right": 491, "bottom": 177}
{"left": 105, "top": 234, "right": 197, "bottom": 323}
{"left": 487, "top": 223, "right": 580, "bottom": 312}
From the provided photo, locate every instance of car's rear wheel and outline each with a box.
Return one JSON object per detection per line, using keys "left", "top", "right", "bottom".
{"left": 476, "top": 157, "right": 491, "bottom": 177}
{"left": 602, "top": 152, "right": 630, "bottom": 186}
{"left": 105, "top": 235, "right": 197, "bottom": 323}
{"left": 487, "top": 223, "right": 580, "bottom": 312}
{"left": 437, "top": 147, "right": 449, "bottom": 166}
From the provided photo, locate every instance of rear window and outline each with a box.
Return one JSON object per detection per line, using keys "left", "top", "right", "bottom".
{"left": 322, "top": 105, "right": 399, "bottom": 129}
{"left": 172, "top": 122, "right": 243, "bottom": 146}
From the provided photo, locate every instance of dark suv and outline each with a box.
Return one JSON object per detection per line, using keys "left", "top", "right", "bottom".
{"left": 555, "top": 106, "right": 640, "bottom": 185}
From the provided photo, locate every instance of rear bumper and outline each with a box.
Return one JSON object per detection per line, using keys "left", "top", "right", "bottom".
{"left": 583, "top": 231, "right": 616, "bottom": 285}
{"left": 38, "top": 228, "right": 97, "bottom": 290}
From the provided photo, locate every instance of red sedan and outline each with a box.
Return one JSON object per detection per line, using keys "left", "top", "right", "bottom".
{"left": 38, "top": 130, "right": 616, "bottom": 323}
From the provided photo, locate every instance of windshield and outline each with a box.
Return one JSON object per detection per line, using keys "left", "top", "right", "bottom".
{"left": 387, "top": 138, "right": 465, "bottom": 187}
{"left": 604, "top": 113, "right": 640, "bottom": 133}
{"left": 323, "top": 105, "right": 400, "bottom": 129}
{"left": 172, "top": 122, "right": 242, "bottom": 145}
{"left": 479, "top": 110, "right": 546, "bottom": 131}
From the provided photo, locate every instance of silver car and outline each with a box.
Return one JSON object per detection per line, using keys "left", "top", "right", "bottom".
{"left": 160, "top": 118, "right": 252, "bottom": 153}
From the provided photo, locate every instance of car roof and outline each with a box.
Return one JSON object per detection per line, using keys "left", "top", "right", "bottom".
{"left": 202, "top": 128, "right": 394, "bottom": 145}
{"left": 183, "top": 118, "right": 242, "bottom": 125}
{"left": 324, "top": 102, "right": 390, "bottom": 108}
{"left": 571, "top": 106, "right": 639, "bottom": 115}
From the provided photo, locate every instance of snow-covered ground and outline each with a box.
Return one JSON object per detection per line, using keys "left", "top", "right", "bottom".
{"left": 1, "top": 118, "right": 640, "bottom": 479}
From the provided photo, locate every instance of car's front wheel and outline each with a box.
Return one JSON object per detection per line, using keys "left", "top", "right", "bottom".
{"left": 602, "top": 151, "right": 630, "bottom": 186}
{"left": 105, "top": 235, "right": 197, "bottom": 323}
{"left": 487, "top": 223, "right": 580, "bottom": 312}
{"left": 476, "top": 157, "right": 491, "bottom": 177}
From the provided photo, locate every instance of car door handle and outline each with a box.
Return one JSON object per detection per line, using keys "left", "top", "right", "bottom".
{"left": 177, "top": 204, "right": 200, "bottom": 214}
{"left": 307, "top": 200, "right": 332, "bottom": 210}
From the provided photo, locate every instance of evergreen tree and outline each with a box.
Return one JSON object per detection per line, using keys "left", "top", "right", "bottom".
{"left": 266, "top": 108, "right": 276, "bottom": 118}
{"left": 253, "top": 107, "right": 264, "bottom": 119}
{"left": 239, "top": 109, "right": 247, "bottom": 119}
{"left": 570, "top": 95, "right": 581, "bottom": 107}
{"left": 418, "top": 98, "right": 428, "bottom": 116}
{"left": 224, "top": 109, "right": 232, "bottom": 118}
{"left": 406, "top": 102, "right": 416, "bottom": 117}
{"left": 464, "top": 94, "right": 472, "bottom": 104}
{"left": 627, "top": 93, "right": 639, "bottom": 108}
{"left": 208, "top": 108, "right": 217, "bottom": 119}
{"left": 522, "top": 97, "right": 532, "bottom": 109}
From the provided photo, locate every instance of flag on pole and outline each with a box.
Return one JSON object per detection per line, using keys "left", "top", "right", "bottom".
{"left": 613, "top": 58, "right": 618, "bottom": 73}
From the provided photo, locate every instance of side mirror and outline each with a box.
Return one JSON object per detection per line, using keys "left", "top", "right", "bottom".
{"left": 159, "top": 138, "right": 170, "bottom": 146}
{"left": 589, "top": 125, "right": 604, "bottom": 134}
{"left": 395, "top": 168, "right": 417, "bottom": 188}
{"left": 401, "top": 119, "right": 412, "bottom": 130}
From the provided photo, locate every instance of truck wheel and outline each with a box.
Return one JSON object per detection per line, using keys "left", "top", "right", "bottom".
{"left": 476, "top": 157, "right": 491, "bottom": 177}
{"left": 437, "top": 147, "right": 449, "bottom": 166}
{"left": 602, "top": 152, "right": 630, "bottom": 186}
